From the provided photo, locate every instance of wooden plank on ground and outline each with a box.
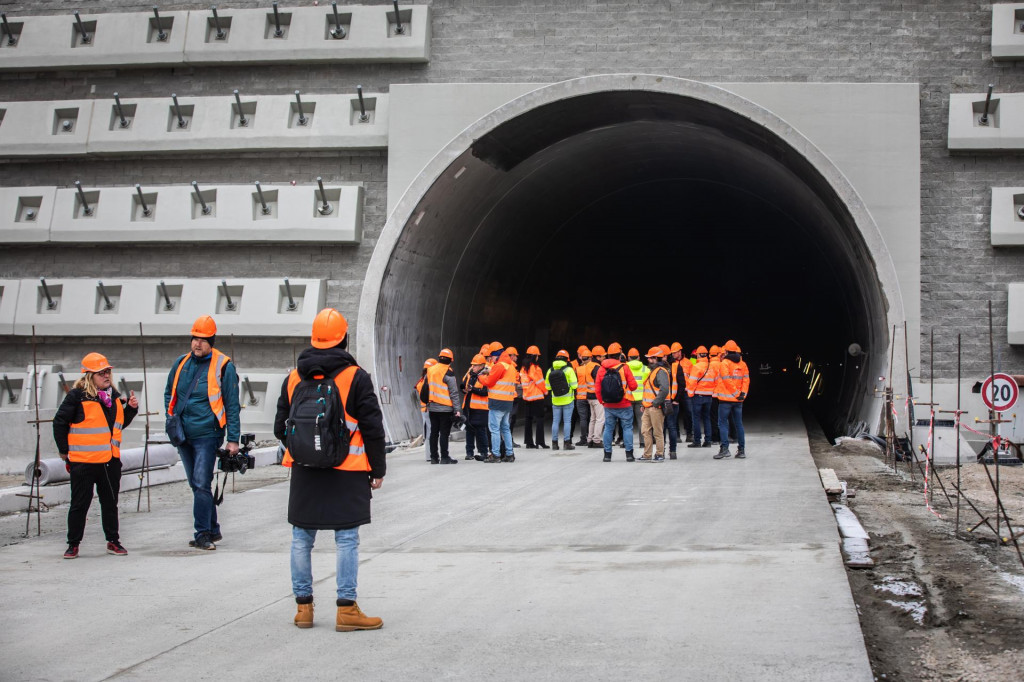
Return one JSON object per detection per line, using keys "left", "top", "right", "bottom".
{"left": 819, "top": 468, "right": 843, "bottom": 495}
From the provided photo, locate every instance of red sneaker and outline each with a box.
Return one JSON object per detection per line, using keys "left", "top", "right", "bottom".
{"left": 63, "top": 545, "right": 79, "bottom": 559}
{"left": 106, "top": 541, "right": 128, "bottom": 556}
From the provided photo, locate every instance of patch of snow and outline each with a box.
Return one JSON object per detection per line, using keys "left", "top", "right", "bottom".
{"left": 874, "top": 576, "right": 923, "bottom": 597}
{"left": 1000, "top": 571, "right": 1024, "bottom": 594}
{"left": 885, "top": 599, "right": 927, "bottom": 625}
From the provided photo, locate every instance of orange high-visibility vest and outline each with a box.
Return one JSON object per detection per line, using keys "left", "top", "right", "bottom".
{"left": 642, "top": 366, "right": 669, "bottom": 408}
{"left": 580, "top": 361, "right": 598, "bottom": 397}
{"left": 520, "top": 365, "right": 547, "bottom": 402}
{"left": 487, "top": 361, "right": 518, "bottom": 402}
{"left": 281, "top": 366, "right": 371, "bottom": 472}
{"left": 68, "top": 399, "right": 123, "bottom": 463}
{"left": 693, "top": 360, "right": 718, "bottom": 396}
{"left": 572, "top": 360, "right": 588, "bottom": 400}
{"left": 426, "top": 363, "right": 453, "bottom": 407}
{"left": 669, "top": 361, "right": 680, "bottom": 400}
{"left": 167, "top": 349, "right": 231, "bottom": 427}
{"left": 415, "top": 376, "right": 427, "bottom": 412}
{"left": 462, "top": 371, "right": 489, "bottom": 411}
{"left": 715, "top": 359, "right": 750, "bottom": 402}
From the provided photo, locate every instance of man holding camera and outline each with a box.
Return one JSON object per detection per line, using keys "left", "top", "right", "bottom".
{"left": 164, "top": 315, "right": 241, "bottom": 551}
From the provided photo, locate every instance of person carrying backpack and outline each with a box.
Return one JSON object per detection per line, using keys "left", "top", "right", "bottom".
{"left": 545, "top": 350, "right": 578, "bottom": 450}
{"left": 423, "top": 348, "right": 462, "bottom": 464}
{"left": 274, "top": 308, "right": 386, "bottom": 632}
{"left": 594, "top": 350, "right": 638, "bottom": 462}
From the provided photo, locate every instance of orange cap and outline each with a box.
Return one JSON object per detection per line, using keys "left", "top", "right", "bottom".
{"left": 645, "top": 346, "right": 664, "bottom": 358}
{"left": 694, "top": 345, "right": 708, "bottom": 355}
{"left": 526, "top": 345, "right": 541, "bottom": 355}
{"left": 723, "top": 339, "right": 742, "bottom": 353}
{"left": 577, "top": 345, "right": 590, "bottom": 357}
{"left": 670, "top": 342, "right": 683, "bottom": 353}
{"left": 81, "top": 352, "right": 112, "bottom": 373}
{"left": 627, "top": 347, "right": 639, "bottom": 358}
{"left": 591, "top": 345, "right": 606, "bottom": 356}
{"left": 439, "top": 348, "right": 454, "bottom": 360}
{"left": 423, "top": 358, "right": 437, "bottom": 369}
{"left": 658, "top": 344, "right": 671, "bottom": 357}
{"left": 190, "top": 315, "right": 217, "bottom": 338}
{"left": 310, "top": 308, "right": 348, "bottom": 349}
{"left": 556, "top": 349, "right": 570, "bottom": 359}
{"left": 471, "top": 354, "right": 486, "bottom": 365}
{"left": 607, "top": 342, "right": 622, "bottom": 354}
{"left": 506, "top": 346, "right": 519, "bottom": 356}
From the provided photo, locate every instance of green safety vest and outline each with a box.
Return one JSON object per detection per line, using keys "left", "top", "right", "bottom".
{"left": 627, "top": 360, "right": 649, "bottom": 401}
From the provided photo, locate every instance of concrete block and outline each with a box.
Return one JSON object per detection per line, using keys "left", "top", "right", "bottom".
{"left": 0, "top": 187, "right": 56, "bottom": 243}
{"left": 9, "top": 278, "right": 327, "bottom": 337}
{"left": 991, "top": 4, "right": 1024, "bottom": 61}
{"left": 182, "top": 5, "right": 430, "bottom": 65}
{"left": 1009, "top": 282, "right": 1024, "bottom": 345}
{"left": 0, "top": 10, "right": 188, "bottom": 71}
{"left": 989, "top": 187, "right": 1024, "bottom": 246}
{"left": 0, "top": 280, "right": 20, "bottom": 335}
{"left": 947, "top": 92, "right": 1024, "bottom": 151}
{"left": 0, "top": 99, "right": 94, "bottom": 157}
{"left": 235, "top": 371, "right": 289, "bottom": 434}
{"left": 48, "top": 182, "right": 363, "bottom": 243}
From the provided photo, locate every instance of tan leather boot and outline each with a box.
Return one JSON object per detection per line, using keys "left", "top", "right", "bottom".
{"left": 294, "top": 602, "right": 314, "bottom": 629}
{"left": 335, "top": 602, "right": 382, "bottom": 631}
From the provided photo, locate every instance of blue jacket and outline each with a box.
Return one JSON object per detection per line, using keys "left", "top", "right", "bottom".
{"left": 164, "top": 351, "right": 241, "bottom": 443}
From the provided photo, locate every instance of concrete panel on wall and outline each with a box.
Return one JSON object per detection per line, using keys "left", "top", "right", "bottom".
{"left": 991, "top": 3, "right": 1024, "bottom": 61}
{"left": 0, "top": 280, "right": 19, "bottom": 335}
{"left": 0, "top": 187, "right": 55, "bottom": 243}
{"left": 46, "top": 183, "right": 362, "bottom": 244}
{"left": 1010, "top": 283, "right": 1024, "bottom": 345}
{"left": 10, "top": 278, "right": 327, "bottom": 337}
{"left": 0, "top": 99, "right": 94, "bottom": 157}
{"left": 990, "top": 187, "right": 1024, "bottom": 246}
{"left": 947, "top": 91, "right": 1024, "bottom": 150}
{"left": 0, "top": 6, "right": 428, "bottom": 71}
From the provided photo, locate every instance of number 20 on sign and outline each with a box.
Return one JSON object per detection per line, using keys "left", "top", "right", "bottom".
{"left": 981, "top": 373, "right": 1019, "bottom": 412}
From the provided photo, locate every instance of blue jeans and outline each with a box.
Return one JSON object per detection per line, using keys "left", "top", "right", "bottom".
{"left": 664, "top": 401, "right": 680, "bottom": 451}
{"left": 551, "top": 403, "right": 573, "bottom": 443}
{"left": 602, "top": 406, "right": 634, "bottom": 452}
{"left": 719, "top": 402, "right": 745, "bottom": 450}
{"left": 488, "top": 400, "right": 514, "bottom": 455}
{"left": 290, "top": 526, "right": 359, "bottom": 601}
{"left": 691, "top": 395, "right": 712, "bottom": 445}
{"left": 176, "top": 436, "right": 221, "bottom": 540}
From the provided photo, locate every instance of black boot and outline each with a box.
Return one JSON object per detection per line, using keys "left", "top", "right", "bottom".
{"left": 713, "top": 446, "right": 731, "bottom": 460}
{"left": 552, "top": 441, "right": 559, "bottom": 451}
{"left": 735, "top": 448, "right": 746, "bottom": 459}
{"left": 603, "top": 451, "right": 612, "bottom": 462}
{"left": 564, "top": 440, "right": 575, "bottom": 450}
{"left": 625, "top": 450, "right": 635, "bottom": 462}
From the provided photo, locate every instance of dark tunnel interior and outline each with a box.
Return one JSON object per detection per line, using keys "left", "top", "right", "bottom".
{"left": 376, "top": 91, "right": 889, "bottom": 440}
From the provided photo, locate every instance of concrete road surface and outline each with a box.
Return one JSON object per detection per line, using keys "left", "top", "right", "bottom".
{"left": 0, "top": 408, "right": 871, "bottom": 681}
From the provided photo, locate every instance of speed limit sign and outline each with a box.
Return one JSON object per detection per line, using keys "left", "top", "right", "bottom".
{"left": 981, "top": 373, "right": 1019, "bottom": 412}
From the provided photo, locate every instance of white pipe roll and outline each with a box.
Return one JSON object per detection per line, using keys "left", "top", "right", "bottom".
{"left": 25, "top": 444, "right": 181, "bottom": 486}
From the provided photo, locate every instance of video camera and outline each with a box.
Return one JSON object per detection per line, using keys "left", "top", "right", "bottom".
{"left": 218, "top": 433, "right": 256, "bottom": 474}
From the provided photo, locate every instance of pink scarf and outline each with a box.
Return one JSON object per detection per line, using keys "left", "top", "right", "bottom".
{"left": 97, "top": 388, "right": 112, "bottom": 408}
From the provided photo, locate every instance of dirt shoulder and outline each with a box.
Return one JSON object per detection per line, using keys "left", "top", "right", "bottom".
{"left": 808, "top": 421, "right": 1024, "bottom": 681}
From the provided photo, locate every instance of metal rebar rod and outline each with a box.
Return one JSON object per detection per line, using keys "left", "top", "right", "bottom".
{"left": 356, "top": 85, "right": 369, "bottom": 123}
{"left": 392, "top": 0, "right": 405, "bottom": 34}
{"left": 929, "top": 327, "right": 935, "bottom": 506}
{"left": 152, "top": 6, "right": 167, "bottom": 41}
{"left": 988, "top": 299, "right": 999, "bottom": 539}
{"left": 158, "top": 280, "right": 174, "bottom": 310}
{"left": 294, "top": 90, "right": 307, "bottom": 126}
{"left": 980, "top": 84, "right": 994, "bottom": 125}
{"left": 220, "top": 279, "right": 236, "bottom": 310}
{"left": 58, "top": 371, "right": 70, "bottom": 394}
{"left": 74, "top": 10, "right": 91, "bottom": 44}
{"left": 113, "top": 93, "right": 130, "bottom": 128}
{"left": 134, "top": 184, "right": 152, "bottom": 216}
{"left": 272, "top": 1, "right": 284, "bottom": 37}
{"left": 233, "top": 89, "right": 248, "bottom": 126}
{"left": 956, "top": 333, "right": 961, "bottom": 536}
{"left": 211, "top": 6, "right": 226, "bottom": 40}
{"left": 316, "top": 176, "right": 333, "bottom": 215}
{"left": 191, "top": 180, "right": 211, "bottom": 215}
{"left": 1, "top": 375, "right": 15, "bottom": 403}
{"left": 74, "top": 180, "right": 93, "bottom": 216}
{"left": 283, "top": 278, "right": 297, "bottom": 310}
{"left": 171, "top": 93, "right": 187, "bottom": 128}
{"left": 330, "top": 1, "right": 345, "bottom": 38}
{"left": 254, "top": 181, "right": 270, "bottom": 215}
{"left": 2, "top": 13, "right": 17, "bottom": 46}
{"left": 39, "top": 277, "right": 57, "bottom": 310}
{"left": 243, "top": 376, "right": 258, "bottom": 405}
{"left": 98, "top": 280, "right": 115, "bottom": 310}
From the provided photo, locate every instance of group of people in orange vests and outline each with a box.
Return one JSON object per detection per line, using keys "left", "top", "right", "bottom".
{"left": 415, "top": 340, "right": 749, "bottom": 464}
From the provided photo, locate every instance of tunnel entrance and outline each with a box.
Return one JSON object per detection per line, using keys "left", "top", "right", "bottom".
{"left": 361, "top": 77, "right": 902, "bottom": 442}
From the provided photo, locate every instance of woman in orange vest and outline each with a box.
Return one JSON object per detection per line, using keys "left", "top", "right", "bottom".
{"left": 53, "top": 352, "right": 138, "bottom": 559}
{"left": 415, "top": 358, "right": 437, "bottom": 462}
{"left": 462, "top": 353, "right": 490, "bottom": 460}
{"left": 520, "top": 345, "right": 549, "bottom": 449}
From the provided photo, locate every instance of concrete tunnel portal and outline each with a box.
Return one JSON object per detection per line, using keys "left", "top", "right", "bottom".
{"left": 363, "top": 79, "right": 899, "bottom": 442}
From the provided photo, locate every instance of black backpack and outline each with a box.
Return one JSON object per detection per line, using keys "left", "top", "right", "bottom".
{"left": 285, "top": 367, "right": 354, "bottom": 468}
{"left": 548, "top": 366, "right": 571, "bottom": 397}
{"left": 600, "top": 366, "right": 625, "bottom": 403}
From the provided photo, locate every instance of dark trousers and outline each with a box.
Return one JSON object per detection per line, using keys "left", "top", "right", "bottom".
{"left": 680, "top": 393, "right": 693, "bottom": 438}
{"left": 67, "top": 458, "right": 122, "bottom": 545}
{"left": 692, "top": 395, "right": 713, "bottom": 444}
{"left": 710, "top": 398, "right": 721, "bottom": 442}
{"left": 523, "top": 400, "right": 546, "bottom": 446}
{"left": 429, "top": 411, "right": 454, "bottom": 460}
{"left": 664, "top": 401, "right": 680, "bottom": 453}
{"left": 570, "top": 398, "right": 579, "bottom": 438}
{"left": 632, "top": 402, "right": 645, "bottom": 448}
{"left": 465, "top": 407, "right": 490, "bottom": 457}
{"left": 574, "top": 399, "right": 590, "bottom": 443}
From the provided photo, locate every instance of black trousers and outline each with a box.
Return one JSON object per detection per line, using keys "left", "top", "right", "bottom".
{"left": 465, "top": 407, "right": 489, "bottom": 457}
{"left": 428, "top": 411, "right": 454, "bottom": 460}
{"left": 523, "top": 400, "right": 547, "bottom": 446}
{"left": 67, "top": 458, "right": 122, "bottom": 545}
{"left": 680, "top": 393, "right": 693, "bottom": 438}
{"left": 710, "top": 398, "right": 721, "bottom": 441}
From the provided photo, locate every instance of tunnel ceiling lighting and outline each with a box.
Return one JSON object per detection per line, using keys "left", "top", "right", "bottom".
{"left": 454, "top": 166, "right": 467, "bottom": 179}
{"left": 414, "top": 210, "right": 425, "bottom": 226}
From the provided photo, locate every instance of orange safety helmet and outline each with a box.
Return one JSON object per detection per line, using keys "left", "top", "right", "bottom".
{"left": 526, "top": 345, "right": 541, "bottom": 355}
{"left": 505, "top": 346, "right": 519, "bottom": 356}
{"left": 310, "top": 308, "right": 348, "bottom": 349}
{"left": 709, "top": 344, "right": 721, "bottom": 357}
{"left": 723, "top": 339, "right": 741, "bottom": 353}
{"left": 591, "top": 345, "right": 606, "bottom": 356}
{"left": 488, "top": 341, "right": 504, "bottom": 354}
{"left": 694, "top": 345, "right": 709, "bottom": 356}
{"left": 670, "top": 341, "right": 683, "bottom": 353}
{"left": 645, "top": 346, "right": 664, "bottom": 358}
{"left": 577, "top": 345, "right": 591, "bottom": 357}
{"left": 439, "top": 348, "right": 454, "bottom": 360}
{"left": 627, "top": 347, "right": 639, "bottom": 359}
{"left": 423, "top": 358, "right": 437, "bottom": 369}
{"left": 190, "top": 315, "right": 217, "bottom": 338}
{"left": 479, "top": 344, "right": 491, "bottom": 355}
{"left": 81, "top": 352, "right": 112, "bottom": 373}
{"left": 607, "top": 342, "right": 622, "bottom": 355}
{"left": 658, "top": 344, "right": 671, "bottom": 358}
{"left": 556, "top": 349, "right": 570, "bottom": 359}
{"left": 471, "top": 353, "right": 487, "bottom": 365}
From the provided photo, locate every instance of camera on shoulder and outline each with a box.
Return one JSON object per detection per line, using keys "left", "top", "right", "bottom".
{"left": 218, "top": 433, "right": 256, "bottom": 474}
